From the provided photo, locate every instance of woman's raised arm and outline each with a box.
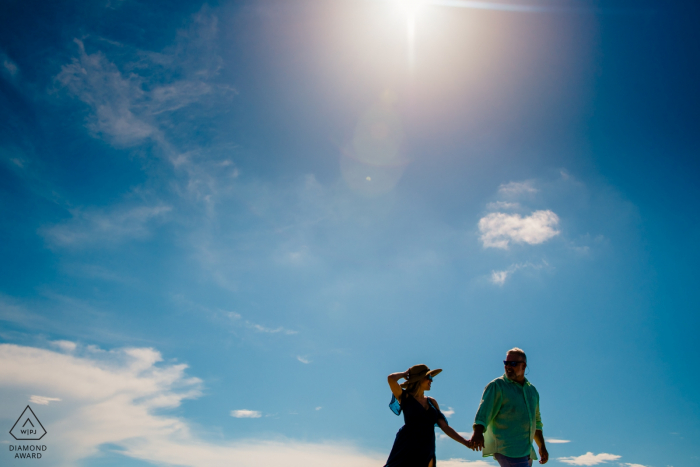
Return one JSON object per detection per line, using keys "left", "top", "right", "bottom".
{"left": 387, "top": 370, "right": 409, "bottom": 402}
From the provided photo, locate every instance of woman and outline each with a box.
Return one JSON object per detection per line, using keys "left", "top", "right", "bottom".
{"left": 385, "top": 364, "right": 472, "bottom": 467}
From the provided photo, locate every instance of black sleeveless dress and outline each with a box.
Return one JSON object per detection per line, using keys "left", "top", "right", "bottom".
{"left": 384, "top": 390, "right": 448, "bottom": 467}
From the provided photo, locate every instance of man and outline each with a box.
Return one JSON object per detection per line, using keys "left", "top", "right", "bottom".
{"left": 468, "top": 348, "right": 548, "bottom": 467}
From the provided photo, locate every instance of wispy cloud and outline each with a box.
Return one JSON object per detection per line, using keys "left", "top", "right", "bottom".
{"left": 442, "top": 407, "right": 454, "bottom": 417}
{"left": 490, "top": 261, "right": 547, "bottom": 286}
{"left": 29, "top": 395, "right": 62, "bottom": 405}
{"left": 297, "top": 356, "right": 310, "bottom": 364}
{"left": 56, "top": 39, "right": 155, "bottom": 146}
{"left": 230, "top": 410, "right": 262, "bottom": 419}
{"left": 1, "top": 51, "right": 19, "bottom": 78}
{"left": 498, "top": 181, "right": 538, "bottom": 196}
{"left": 0, "top": 343, "right": 382, "bottom": 467}
{"left": 40, "top": 204, "right": 172, "bottom": 247}
{"left": 246, "top": 322, "right": 298, "bottom": 335}
{"left": 479, "top": 210, "right": 560, "bottom": 249}
{"left": 486, "top": 201, "right": 520, "bottom": 211}
{"left": 621, "top": 464, "right": 648, "bottom": 467}
{"left": 557, "top": 452, "right": 622, "bottom": 465}
{"left": 545, "top": 438, "right": 570, "bottom": 444}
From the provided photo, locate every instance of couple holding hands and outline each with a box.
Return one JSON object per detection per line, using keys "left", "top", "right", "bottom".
{"left": 384, "top": 348, "right": 549, "bottom": 467}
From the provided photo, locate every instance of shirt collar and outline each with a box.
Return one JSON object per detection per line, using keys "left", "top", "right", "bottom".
{"left": 503, "top": 374, "right": 530, "bottom": 386}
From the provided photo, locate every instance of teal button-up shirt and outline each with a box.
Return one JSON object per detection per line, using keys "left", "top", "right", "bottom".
{"left": 473, "top": 375, "right": 543, "bottom": 459}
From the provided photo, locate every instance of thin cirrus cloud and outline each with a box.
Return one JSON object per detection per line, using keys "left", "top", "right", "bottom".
{"left": 545, "top": 438, "right": 571, "bottom": 444}
{"left": 297, "top": 356, "right": 311, "bottom": 364}
{"left": 557, "top": 452, "right": 622, "bottom": 465}
{"left": 0, "top": 343, "right": 382, "bottom": 467}
{"left": 29, "top": 395, "right": 62, "bottom": 405}
{"left": 40, "top": 204, "right": 172, "bottom": 247}
{"left": 497, "top": 181, "right": 538, "bottom": 195}
{"left": 478, "top": 210, "right": 560, "bottom": 249}
{"left": 230, "top": 410, "right": 262, "bottom": 419}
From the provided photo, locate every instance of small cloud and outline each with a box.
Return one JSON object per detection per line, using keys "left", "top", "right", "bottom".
{"left": 545, "top": 438, "right": 570, "bottom": 444}
{"left": 490, "top": 261, "right": 547, "bottom": 286}
{"left": 29, "top": 395, "right": 61, "bottom": 405}
{"left": 498, "top": 181, "right": 537, "bottom": 195}
{"left": 1, "top": 52, "right": 19, "bottom": 79}
{"left": 491, "top": 270, "right": 509, "bottom": 285}
{"left": 230, "top": 410, "right": 261, "bottom": 418}
{"left": 226, "top": 312, "right": 241, "bottom": 320}
{"left": 486, "top": 201, "right": 520, "bottom": 211}
{"left": 478, "top": 210, "right": 560, "bottom": 249}
{"left": 246, "top": 322, "right": 297, "bottom": 335}
{"left": 315, "top": 407, "right": 322, "bottom": 411}
{"left": 621, "top": 464, "right": 648, "bottom": 467}
{"left": 51, "top": 340, "right": 77, "bottom": 352}
{"left": 557, "top": 452, "right": 621, "bottom": 465}
{"left": 442, "top": 407, "right": 455, "bottom": 417}
{"left": 297, "top": 356, "right": 310, "bottom": 364}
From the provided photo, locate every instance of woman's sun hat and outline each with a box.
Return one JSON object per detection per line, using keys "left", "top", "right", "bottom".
{"left": 400, "top": 364, "right": 442, "bottom": 388}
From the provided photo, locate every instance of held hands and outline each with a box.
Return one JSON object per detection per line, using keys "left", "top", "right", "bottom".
{"left": 468, "top": 431, "right": 484, "bottom": 451}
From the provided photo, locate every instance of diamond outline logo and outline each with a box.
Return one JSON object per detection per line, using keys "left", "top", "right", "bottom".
{"left": 10, "top": 406, "right": 47, "bottom": 441}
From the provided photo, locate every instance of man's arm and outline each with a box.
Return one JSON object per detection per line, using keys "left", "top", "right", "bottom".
{"left": 533, "top": 430, "right": 548, "bottom": 464}
{"left": 469, "top": 382, "right": 501, "bottom": 451}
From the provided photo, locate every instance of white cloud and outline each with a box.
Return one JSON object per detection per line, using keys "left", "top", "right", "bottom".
{"left": 491, "top": 270, "right": 509, "bottom": 285}
{"left": 230, "top": 410, "right": 262, "bottom": 419}
{"left": 297, "top": 356, "right": 310, "bottom": 364}
{"left": 557, "top": 452, "right": 622, "bottom": 465}
{"left": 0, "top": 343, "right": 382, "bottom": 467}
{"left": 29, "top": 395, "right": 62, "bottom": 405}
{"left": 545, "top": 438, "right": 570, "bottom": 443}
{"left": 621, "top": 464, "right": 648, "bottom": 467}
{"left": 478, "top": 210, "right": 560, "bottom": 249}
{"left": 315, "top": 406, "right": 322, "bottom": 410}
{"left": 51, "top": 340, "right": 77, "bottom": 352}
{"left": 41, "top": 204, "right": 172, "bottom": 247}
{"left": 498, "top": 181, "right": 538, "bottom": 195}
{"left": 442, "top": 407, "right": 455, "bottom": 417}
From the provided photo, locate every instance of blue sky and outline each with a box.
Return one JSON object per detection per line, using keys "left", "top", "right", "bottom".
{"left": 1, "top": 0, "right": 698, "bottom": 466}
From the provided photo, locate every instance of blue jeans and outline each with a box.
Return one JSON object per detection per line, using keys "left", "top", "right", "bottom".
{"left": 494, "top": 453, "right": 533, "bottom": 467}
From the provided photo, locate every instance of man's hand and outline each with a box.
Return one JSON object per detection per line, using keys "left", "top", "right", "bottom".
{"left": 469, "top": 425, "right": 485, "bottom": 451}
{"left": 533, "top": 430, "right": 548, "bottom": 464}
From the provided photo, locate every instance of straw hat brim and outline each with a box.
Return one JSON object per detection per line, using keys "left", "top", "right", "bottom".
{"left": 400, "top": 368, "right": 442, "bottom": 388}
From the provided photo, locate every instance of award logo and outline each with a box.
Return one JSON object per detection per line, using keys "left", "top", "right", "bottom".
{"left": 10, "top": 406, "right": 46, "bottom": 441}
